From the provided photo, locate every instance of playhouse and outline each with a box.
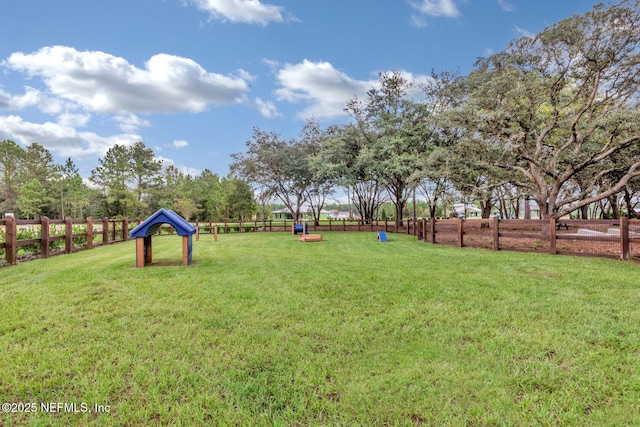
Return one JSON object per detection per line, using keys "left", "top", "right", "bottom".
{"left": 129, "top": 209, "right": 196, "bottom": 267}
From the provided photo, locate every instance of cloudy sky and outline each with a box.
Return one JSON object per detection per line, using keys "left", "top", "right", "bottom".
{"left": 0, "top": 0, "right": 604, "bottom": 178}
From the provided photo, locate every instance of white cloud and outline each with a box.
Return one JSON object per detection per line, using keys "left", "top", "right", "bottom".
{"left": 3, "top": 46, "right": 250, "bottom": 115}
{"left": 274, "top": 60, "right": 375, "bottom": 119}
{"left": 180, "top": 166, "right": 202, "bottom": 177}
{"left": 498, "top": 0, "right": 515, "bottom": 12}
{"left": 515, "top": 26, "right": 534, "bottom": 38}
{"left": 0, "top": 114, "right": 140, "bottom": 158}
{"left": 409, "top": 15, "right": 428, "bottom": 28}
{"left": 0, "top": 86, "right": 66, "bottom": 114}
{"left": 157, "top": 155, "right": 201, "bottom": 176}
{"left": 114, "top": 114, "right": 151, "bottom": 133}
{"left": 273, "top": 61, "right": 432, "bottom": 119}
{"left": 190, "top": 0, "right": 293, "bottom": 25}
{"left": 237, "top": 68, "right": 257, "bottom": 81}
{"left": 409, "top": 0, "right": 460, "bottom": 18}
{"left": 57, "top": 113, "right": 91, "bottom": 128}
{"left": 173, "top": 139, "right": 189, "bottom": 148}
{"left": 254, "top": 97, "right": 282, "bottom": 119}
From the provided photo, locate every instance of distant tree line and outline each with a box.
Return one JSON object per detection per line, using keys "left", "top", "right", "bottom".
{"left": 231, "top": 1, "right": 640, "bottom": 224}
{"left": 0, "top": 140, "right": 255, "bottom": 221}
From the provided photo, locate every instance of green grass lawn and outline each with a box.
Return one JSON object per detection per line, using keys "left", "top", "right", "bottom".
{"left": 1, "top": 232, "right": 639, "bottom": 426}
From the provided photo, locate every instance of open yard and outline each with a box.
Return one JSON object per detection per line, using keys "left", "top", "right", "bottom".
{"left": 1, "top": 232, "right": 639, "bottom": 426}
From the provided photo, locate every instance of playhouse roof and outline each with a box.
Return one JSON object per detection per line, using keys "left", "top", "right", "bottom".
{"left": 129, "top": 208, "right": 196, "bottom": 238}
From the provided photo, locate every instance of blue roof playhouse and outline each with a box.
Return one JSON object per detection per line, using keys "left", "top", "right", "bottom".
{"left": 129, "top": 208, "right": 196, "bottom": 267}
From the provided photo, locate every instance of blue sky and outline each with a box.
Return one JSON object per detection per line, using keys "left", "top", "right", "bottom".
{"left": 0, "top": 0, "right": 605, "bottom": 179}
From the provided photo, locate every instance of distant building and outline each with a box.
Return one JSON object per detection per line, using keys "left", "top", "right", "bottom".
{"left": 518, "top": 200, "right": 541, "bottom": 219}
{"left": 452, "top": 203, "right": 482, "bottom": 218}
{"left": 271, "top": 205, "right": 330, "bottom": 220}
{"left": 327, "top": 210, "right": 352, "bottom": 220}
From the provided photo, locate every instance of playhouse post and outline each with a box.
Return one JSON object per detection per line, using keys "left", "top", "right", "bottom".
{"left": 136, "top": 238, "right": 145, "bottom": 268}
{"left": 182, "top": 235, "right": 188, "bottom": 266}
{"left": 145, "top": 235, "right": 152, "bottom": 265}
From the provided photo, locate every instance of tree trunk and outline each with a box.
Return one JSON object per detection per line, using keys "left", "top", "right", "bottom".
{"left": 624, "top": 188, "right": 637, "bottom": 219}
{"left": 580, "top": 204, "right": 589, "bottom": 220}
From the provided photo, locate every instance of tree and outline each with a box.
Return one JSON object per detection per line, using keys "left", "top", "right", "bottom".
{"left": 57, "top": 158, "right": 89, "bottom": 219}
{"left": 231, "top": 127, "right": 308, "bottom": 223}
{"left": 17, "top": 179, "right": 46, "bottom": 219}
{"left": 192, "top": 169, "right": 223, "bottom": 220}
{"left": 20, "top": 143, "right": 58, "bottom": 217}
{"left": 346, "top": 72, "right": 429, "bottom": 225}
{"left": 90, "top": 144, "right": 135, "bottom": 217}
{"left": 318, "top": 124, "right": 386, "bottom": 223}
{"left": 174, "top": 197, "right": 198, "bottom": 221}
{"left": 299, "top": 119, "right": 335, "bottom": 226}
{"left": 156, "top": 165, "right": 185, "bottom": 211}
{"left": 129, "top": 141, "right": 163, "bottom": 216}
{"left": 222, "top": 178, "right": 256, "bottom": 221}
{"left": 462, "top": 1, "right": 640, "bottom": 219}
{"left": 0, "top": 140, "right": 25, "bottom": 214}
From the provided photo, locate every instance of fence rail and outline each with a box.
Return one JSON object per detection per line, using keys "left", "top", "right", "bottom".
{"left": 413, "top": 217, "right": 639, "bottom": 261}
{"left": 2, "top": 216, "right": 638, "bottom": 267}
{"left": 0, "top": 216, "right": 136, "bottom": 266}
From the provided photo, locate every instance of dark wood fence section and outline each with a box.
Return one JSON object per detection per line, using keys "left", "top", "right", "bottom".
{"left": 2, "top": 216, "right": 639, "bottom": 266}
{"left": 415, "top": 217, "right": 639, "bottom": 261}
{"left": 1, "top": 217, "right": 135, "bottom": 266}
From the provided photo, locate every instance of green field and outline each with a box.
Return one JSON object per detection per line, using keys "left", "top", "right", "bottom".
{"left": 1, "top": 232, "right": 639, "bottom": 426}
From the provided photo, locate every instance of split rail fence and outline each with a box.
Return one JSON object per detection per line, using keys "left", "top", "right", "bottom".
{"left": 409, "top": 217, "right": 640, "bottom": 261}
{"left": 1, "top": 217, "right": 135, "bottom": 266}
{"left": 2, "top": 216, "right": 639, "bottom": 267}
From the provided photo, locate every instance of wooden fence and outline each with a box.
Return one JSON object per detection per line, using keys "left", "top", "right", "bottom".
{"left": 2, "top": 216, "right": 639, "bottom": 266}
{"left": 0, "top": 216, "right": 135, "bottom": 266}
{"left": 410, "top": 217, "right": 640, "bottom": 261}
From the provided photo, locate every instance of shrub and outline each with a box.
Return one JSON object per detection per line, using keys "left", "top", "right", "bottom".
{"left": 49, "top": 225, "right": 65, "bottom": 252}
{"left": 72, "top": 224, "right": 87, "bottom": 247}
{"left": 17, "top": 227, "right": 40, "bottom": 255}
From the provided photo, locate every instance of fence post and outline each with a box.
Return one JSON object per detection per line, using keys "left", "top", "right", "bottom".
{"left": 40, "top": 216, "right": 50, "bottom": 258}
{"left": 549, "top": 218, "right": 557, "bottom": 255}
{"left": 457, "top": 217, "right": 464, "bottom": 247}
{"left": 123, "top": 218, "right": 128, "bottom": 241}
{"left": 65, "top": 217, "right": 73, "bottom": 254}
{"left": 103, "top": 217, "right": 109, "bottom": 245}
{"left": 195, "top": 220, "right": 199, "bottom": 241}
{"left": 620, "top": 216, "right": 630, "bottom": 260}
{"left": 430, "top": 218, "right": 436, "bottom": 244}
{"left": 493, "top": 217, "right": 500, "bottom": 251}
{"left": 5, "top": 215, "right": 17, "bottom": 266}
{"left": 86, "top": 217, "right": 93, "bottom": 250}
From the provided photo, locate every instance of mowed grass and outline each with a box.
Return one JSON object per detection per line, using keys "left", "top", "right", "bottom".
{"left": 1, "top": 232, "right": 639, "bottom": 426}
